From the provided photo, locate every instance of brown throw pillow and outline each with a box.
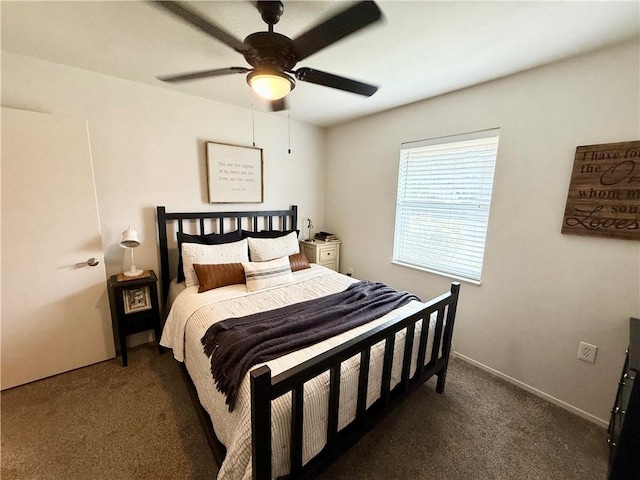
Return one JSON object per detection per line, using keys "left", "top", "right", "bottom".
{"left": 176, "top": 230, "right": 242, "bottom": 283}
{"left": 289, "top": 252, "right": 310, "bottom": 272}
{"left": 193, "top": 263, "right": 246, "bottom": 293}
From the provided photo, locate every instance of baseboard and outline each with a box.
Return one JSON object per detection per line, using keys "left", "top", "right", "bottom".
{"left": 453, "top": 352, "right": 609, "bottom": 428}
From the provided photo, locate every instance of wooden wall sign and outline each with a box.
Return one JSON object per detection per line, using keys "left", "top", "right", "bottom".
{"left": 562, "top": 140, "right": 640, "bottom": 240}
{"left": 206, "top": 141, "right": 263, "bottom": 204}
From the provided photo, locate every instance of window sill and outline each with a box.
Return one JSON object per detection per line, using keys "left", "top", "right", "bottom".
{"left": 390, "top": 260, "right": 482, "bottom": 286}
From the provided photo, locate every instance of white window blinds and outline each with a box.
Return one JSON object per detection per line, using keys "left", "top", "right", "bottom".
{"left": 392, "top": 128, "right": 500, "bottom": 283}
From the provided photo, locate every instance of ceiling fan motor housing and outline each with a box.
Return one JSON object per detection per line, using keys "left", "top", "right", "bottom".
{"left": 243, "top": 32, "right": 297, "bottom": 72}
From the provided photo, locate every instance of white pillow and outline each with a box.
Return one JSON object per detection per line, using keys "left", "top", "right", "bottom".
{"left": 182, "top": 239, "right": 249, "bottom": 288}
{"left": 247, "top": 231, "right": 299, "bottom": 262}
{"left": 242, "top": 256, "right": 294, "bottom": 292}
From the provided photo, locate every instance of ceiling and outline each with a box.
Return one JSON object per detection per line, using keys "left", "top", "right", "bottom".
{"left": 2, "top": 1, "right": 638, "bottom": 127}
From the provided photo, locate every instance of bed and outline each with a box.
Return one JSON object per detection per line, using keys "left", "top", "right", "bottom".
{"left": 156, "top": 205, "right": 460, "bottom": 480}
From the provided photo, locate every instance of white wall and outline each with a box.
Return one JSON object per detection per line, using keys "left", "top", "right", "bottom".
{"left": 2, "top": 52, "right": 326, "bottom": 344}
{"left": 3, "top": 43, "right": 638, "bottom": 423}
{"left": 325, "top": 41, "right": 640, "bottom": 424}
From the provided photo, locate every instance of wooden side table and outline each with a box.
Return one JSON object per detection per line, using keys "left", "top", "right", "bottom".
{"left": 299, "top": 240, "right": 341, "bottom": 272}
{"left": 107, "top": 270, "right": 161, "bottom": 366}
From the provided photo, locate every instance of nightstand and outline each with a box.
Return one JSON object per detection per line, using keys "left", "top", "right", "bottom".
{"left": 107, "top": 270, "right": 161, "bottom": 367}
{"left": 299, "top": 240, "right": 341, "bottom": 272}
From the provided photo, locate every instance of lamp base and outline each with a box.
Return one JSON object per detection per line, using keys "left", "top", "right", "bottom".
{"left": 123, "top": 268, "right": 144, "bottom": 277}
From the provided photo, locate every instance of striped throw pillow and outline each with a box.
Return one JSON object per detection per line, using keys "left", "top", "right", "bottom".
{"left": 242, "top": 256, "right": 294, "bottom": 292}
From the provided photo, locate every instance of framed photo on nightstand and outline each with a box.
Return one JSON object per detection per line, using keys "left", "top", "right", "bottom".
{"left": 123, "top": 286, "right": 151, "bottom": 314}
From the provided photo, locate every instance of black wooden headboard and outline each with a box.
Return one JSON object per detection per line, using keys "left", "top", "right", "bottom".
{"left": 156, "top": 205, "right": 298, "bottom": 305}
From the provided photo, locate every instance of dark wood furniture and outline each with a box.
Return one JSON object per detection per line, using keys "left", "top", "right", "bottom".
{"left": 157, "top": 205, "right": 298, "bottom": 304}
{"left": 608, "top": 317, "right": 640, "bottom": 479}
{"left": 107, "top": 270, "right": 161, "bottom": 367}
{"left": 156, "top": 205, "right": 460, "bottom": 480}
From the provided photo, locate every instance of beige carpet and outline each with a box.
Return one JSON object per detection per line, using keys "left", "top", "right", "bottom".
{"left": 1, "top": 344, "right": 608, "bottom": 479}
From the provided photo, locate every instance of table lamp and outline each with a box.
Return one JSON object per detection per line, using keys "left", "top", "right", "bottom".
{"left": 120, "top": 226, "right": 143, "bottom": 277}
{"left": 306, "top": 218, "right": 314, "bottom": 242}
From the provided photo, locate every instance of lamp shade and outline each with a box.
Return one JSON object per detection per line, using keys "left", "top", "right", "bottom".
{"left": 120, "top": 226, "right": 143, "bottom": 277}
{"left": 247, "top": 70, "right": 295, "bottom": 100}
{"left": 120, "top": 227, "right": 140, "bottom": 248}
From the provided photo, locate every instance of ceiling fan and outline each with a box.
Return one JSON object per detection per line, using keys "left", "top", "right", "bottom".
{"left": 153, "top": 1, "right": 382, "bottom": 111}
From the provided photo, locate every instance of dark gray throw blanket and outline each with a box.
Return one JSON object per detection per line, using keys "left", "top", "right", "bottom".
{"left": 201, "top": 280, "right": 420, "bottom": 411}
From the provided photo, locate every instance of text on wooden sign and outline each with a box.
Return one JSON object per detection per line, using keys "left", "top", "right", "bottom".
{"left": 562, "top": 140, "right": 640, "bottom": 240}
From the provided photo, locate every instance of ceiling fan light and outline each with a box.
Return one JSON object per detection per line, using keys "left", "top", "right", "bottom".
{"left": 247, "top": 71, "right": 295, "bottom": 100}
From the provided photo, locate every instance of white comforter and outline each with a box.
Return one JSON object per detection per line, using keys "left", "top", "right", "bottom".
{"left": 161, "top": 265, "right": 436, "bottom": 480}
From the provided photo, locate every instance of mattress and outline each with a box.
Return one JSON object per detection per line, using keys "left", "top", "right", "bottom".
{"left": 160, "top": 265, "right": 438, "bottom": 480}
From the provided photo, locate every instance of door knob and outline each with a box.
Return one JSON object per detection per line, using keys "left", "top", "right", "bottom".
{"left": 86, "top": 257, "right": 99, "bottom": 267}
{"left": 74, "top": 258, "right": 99, "bottom": 268}
{"left": 75, "top": 257, "right": 99, "bottom": 267}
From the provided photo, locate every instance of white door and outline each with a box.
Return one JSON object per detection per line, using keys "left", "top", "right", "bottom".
{"left": 1, "top": 107, "right": 115, "bottom": 390}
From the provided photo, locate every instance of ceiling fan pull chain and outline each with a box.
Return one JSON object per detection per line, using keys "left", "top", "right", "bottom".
{"left": 251, "top": 89, "right": 256, "bottom": 147}
{"left": 288, "top": 110, "right": 291, "bottom": 155}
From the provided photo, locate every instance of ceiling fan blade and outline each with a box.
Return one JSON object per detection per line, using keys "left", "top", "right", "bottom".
{"left": 270, "top": 98, "right": 287, "bottom": 112}
{"left": 295, "top": 68, "right": 377, "bottom": 97}
{"left": 158, "top": 67, "right": 250, "bottom": 83}
{"left": 292, "top": 1, "right": 382, "bottom": 61}
{"left": 152, "top": 1, "right": 248, "bottom": 54}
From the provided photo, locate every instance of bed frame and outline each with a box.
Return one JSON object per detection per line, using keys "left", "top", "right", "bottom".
{"left": 156, "top": 205, "right": 460, "bottom": 480}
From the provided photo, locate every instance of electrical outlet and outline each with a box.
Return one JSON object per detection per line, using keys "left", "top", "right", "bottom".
{"left": 347, "top": 268, "right": 354, "bottom": 277}
{"left": 577, "top": 341, "right": 598, "bottom": 363}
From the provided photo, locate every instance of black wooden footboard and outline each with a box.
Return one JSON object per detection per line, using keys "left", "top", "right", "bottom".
{"left": 250, "top": 282, "right": 460, "bottom": 480}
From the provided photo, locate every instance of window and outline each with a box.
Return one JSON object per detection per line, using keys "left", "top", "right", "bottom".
{"left": 392, "top": 128, "right": 499, "bottom": 283}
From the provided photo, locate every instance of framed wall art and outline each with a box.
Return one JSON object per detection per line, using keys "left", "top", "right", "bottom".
{"left": 123, "top": 286, "right": 152, "bottom": 314}
{"left": 206, "top": 141, "right": 264, "bottom": 203}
